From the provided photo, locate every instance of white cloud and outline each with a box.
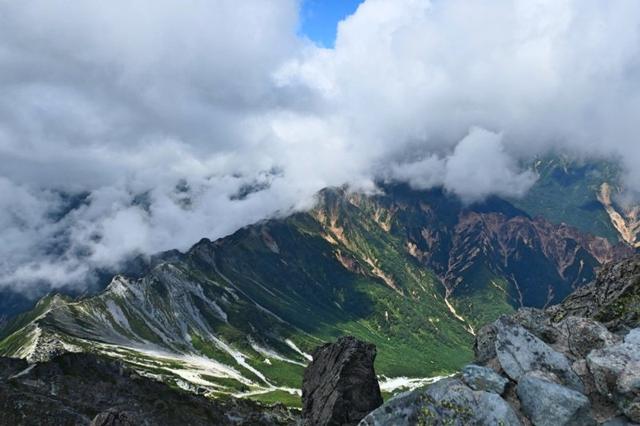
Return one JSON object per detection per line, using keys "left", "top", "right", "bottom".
{"left": 442, "top": 128, "right": 537, "bottom": 202}
{"left": 2, "top": 0, "right": 640, "bottom": 291}
{"left": 386, "top": 128, "right": 537, "bottom": 202}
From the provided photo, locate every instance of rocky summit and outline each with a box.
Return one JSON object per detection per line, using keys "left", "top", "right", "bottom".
{"left": 357, "top": 254, "right": 640, "bottom": 425}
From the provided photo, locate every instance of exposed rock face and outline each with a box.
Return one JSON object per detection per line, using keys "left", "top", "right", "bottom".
{"left": 402, "top": 200, "right": 632, "bottom": 309}
{"left": 302, "top": 336, "right": 382, "bottom": 426}
{"left": 90, "top": 410, "right": 135, "bottom": 426}
{"left": 597, "top": 182, "right": 640, "bottom": 249}
{"left": 550, "top": 254, "right": 640, "bottom": 331}
{"left": 359, "top": 255, "right": 640, "bottom": 425}
{"left": 0, "top": 353, "right": 298, "bottom": 426}
{"left": 1, "top": 186, "right": 632, "bottom": 398}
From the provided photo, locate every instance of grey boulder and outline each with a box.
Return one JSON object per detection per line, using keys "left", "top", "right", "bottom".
{"left": 359, "top": 378, "right": 521, "bottom": 426}
{"left": 556, "top": 316, "right": 621, "bottom": 358}
{"left": 494, "top": 316, "right": 584, "bottom": 392}
{"left": 587, "top": 337, "right": 640, "bottom": 423}
{"left": 516, "top": 373, "right": 595, "bottom": 426}
{"left": 462, "top": 364, "right": 508, "bottom": 395}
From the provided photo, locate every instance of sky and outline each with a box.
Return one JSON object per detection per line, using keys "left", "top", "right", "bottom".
{"left": 300, "top": 0, "right": 364, "bottom": 46}
{"left": 2, "top": 0, "right": 640, "bottom": 294}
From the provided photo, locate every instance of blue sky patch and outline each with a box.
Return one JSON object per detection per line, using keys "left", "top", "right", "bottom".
{"left": 300, "top": 0, "right": 364, "bottom": 47}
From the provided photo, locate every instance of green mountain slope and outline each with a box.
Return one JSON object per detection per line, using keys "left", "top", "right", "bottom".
{"left": 509, "top": 157, "right": 621, "bottom": 241}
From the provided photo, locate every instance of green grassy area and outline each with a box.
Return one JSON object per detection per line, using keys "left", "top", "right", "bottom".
{"left": 451, "top": 267, "right": 515, "bottom": 329}
{"left": 0, "top": 326, "right": 33, "bottom": 355}
{"left": 199, "top": 375, "right": 250, "bottom": 393}
{"left": 510, "top": 156, "right": 619, "bottom": 241}
{"left": 248, "top": 390, "right": 302, "bottom": 408}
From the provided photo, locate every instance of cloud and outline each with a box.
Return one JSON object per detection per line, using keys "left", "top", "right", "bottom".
{"left": 388, "top": 128, "right": 537, "bottom": 202}
{"left": 1, "top": 0, "right": 640, "bottom": 291}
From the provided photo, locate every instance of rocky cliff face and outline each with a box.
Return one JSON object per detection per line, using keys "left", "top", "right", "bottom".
{"left": 550, "top": 253, "right": 640, "bottom": 331}
{"left": 360, "top": 254, "right": 640, "bottom": 425}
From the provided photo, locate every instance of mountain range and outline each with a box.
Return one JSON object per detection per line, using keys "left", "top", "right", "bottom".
{"left": 0, "top": 157, "right": 637, "bottom": 407}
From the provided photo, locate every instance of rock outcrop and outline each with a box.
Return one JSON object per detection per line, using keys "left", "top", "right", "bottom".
{"left": 360, "top": 255, "right": 640, "bottom": 425}
{"left": 550, "top": 254, "right": 640, "bottom": 331}
{"left": 90, "top": 410, "right": 136, "bottom": 426}
{"left": 302, "top": 336, "right": 383, "bottom": 426}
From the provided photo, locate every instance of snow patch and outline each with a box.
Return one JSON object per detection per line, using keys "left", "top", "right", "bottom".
{"left": 285, "top": 339, "right": 313, "bottom": 361}
{"left": 378, "top": 375, "right": 450, "bottom": 392}
{"left": 250, "top": 339, "right": 306, "bottom": 366}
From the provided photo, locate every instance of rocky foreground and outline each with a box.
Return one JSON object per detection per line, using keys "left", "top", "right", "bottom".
{"left": 354, "top": 254, "right": 640, "bottom": 425}
{"left": 0, "top": 353, "right": 297, "bottom": 426}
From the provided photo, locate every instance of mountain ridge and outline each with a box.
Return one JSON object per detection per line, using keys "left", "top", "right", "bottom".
{"left": 1, "top": 182, "right": 633, "bottom": 407}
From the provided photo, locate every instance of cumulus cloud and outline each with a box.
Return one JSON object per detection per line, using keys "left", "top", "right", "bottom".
{"left": 1, "top": 0, "right": 640, "bottom": 292}
{"left": 388, "top": 128, "right": 537, "bottom": 202}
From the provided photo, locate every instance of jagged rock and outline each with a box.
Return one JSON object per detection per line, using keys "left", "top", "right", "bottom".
{"left": 517, "top": 372, "right": 595, "bottom": 426}
{"left": 475, "top": 309, "right": 559, "bottom": 365}
{"left": 494, "top": 316, "right": 584, "bottom": 392}
{"left": 425, "top": 379, "right": 521, "bottom": 425}
{"left": 302, "top": 336, "right": 382, "bottom": 426}
{"left": 551, "top": 254, "right": 640, "bottom": 331}
{"left": 359, "top": 378, "right": 521, "bottom": 426}
{"left": 625, "top": 404, "right": 640, "bottom": 424}
{"left": 91, "top": 410, "right": 136, "bottom": 426}
{"left": 474, "top": 322, "right": 498, "bottom": 364}
{"left": 462, "top": 364, "right": 508, "bottom": 394}
{"left": 587, "top": 337, "right": 640, "bottom": 422}
{"left": 26, "top": 329, "right": 75, "bottom": 363}
{"left": 556, "top": 316, "right": 621, "bottom": 358}
{"left": 511, "top": 308, "right": 560, "bottom": 344}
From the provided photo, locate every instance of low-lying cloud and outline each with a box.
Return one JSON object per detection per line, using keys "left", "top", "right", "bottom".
{"left": 1, "top": 0, "right": 640, "bottom": 292}
{"left": 387, "top": 128, "right": 537, "bottom": 202}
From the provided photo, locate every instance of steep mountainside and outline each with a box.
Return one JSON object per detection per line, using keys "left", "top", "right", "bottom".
{"left": 340, "top": 186, "right": 631, "bottom": 327}
{"left": 0, "top": 186, "right": 632, "bottom": 406}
